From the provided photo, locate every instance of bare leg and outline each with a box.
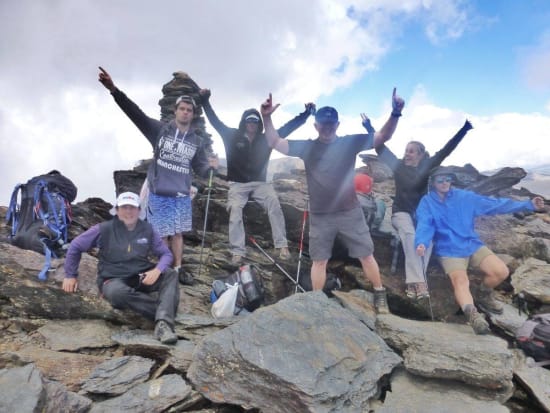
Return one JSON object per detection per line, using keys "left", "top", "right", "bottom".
{"left": 358, "top": 255, "right": 383, "bottom": 288}
{"left": 311, "top": 259, "right": 328, "bottom": 290}
{"left": 479, "top": 254, "right": 509, "bottom": 288}
{"left": 448, "top": 270, "right": 473, "bottom": 308}
{"left": 165, "top": 233, "right": 183, "bottom": 268}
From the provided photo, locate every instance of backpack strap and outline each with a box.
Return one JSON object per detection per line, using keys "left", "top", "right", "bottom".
{"left": 33, "top": 180, "right": 68, "bottom": 281}
{"left": 33, "top": 180, "right": 69, "bottom": 244}
{"left": 37, "top": 242, "right": 54, "bottom": 281}
{"left": 6, "top": 183, "right": 24, "bottom": 237}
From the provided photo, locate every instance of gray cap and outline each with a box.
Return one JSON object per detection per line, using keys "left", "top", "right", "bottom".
{"left": 430, "top": 166, "right": 457, "bottom": 178}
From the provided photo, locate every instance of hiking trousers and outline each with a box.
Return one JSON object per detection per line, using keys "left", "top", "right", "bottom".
{"left": 101, "top": 268, "right": 179, "bottom": 326}
{"left": 391, "top": 212, "right": 432, "bottom": 284}
{"left": 227, "top": 181, "right": 288, "bottom": 256}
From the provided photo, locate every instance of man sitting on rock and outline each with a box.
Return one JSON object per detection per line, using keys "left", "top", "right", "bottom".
{"left": 415, "top": 166, "right": 545, "bottom": 334}
{"left": 62, "top": 192, "right": 180, "bottom": 345}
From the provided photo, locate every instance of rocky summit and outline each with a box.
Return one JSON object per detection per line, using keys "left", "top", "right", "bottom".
{"left": 1, "top": 73, "right": 550, "bottom": 413}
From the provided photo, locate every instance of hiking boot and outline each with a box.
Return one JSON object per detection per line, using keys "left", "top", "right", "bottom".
{"left": 231, "top": 255, "right": 244, "bottom": 265}
{"left": 464, "top": 306, "right": 490, "bottom": 335}
{"left": 154, "top": 320, "right": 178, "bottom": 344}
{"left": 278, "top": 247, "right": 291, "bottom": 260}
{"left": 178, "top": 267, "right": 195, "bottom": 286}
{"left": 405, "top": 283, "right": 416, "bottom": 299}
{"left": 373, "top": 288, "right": 390, "bottom": 314}
{"left": 415, "top": 282, "right": 430, "bottom": 300}
{"left": 476, "top": 286, "right": 504, "bottom": 315}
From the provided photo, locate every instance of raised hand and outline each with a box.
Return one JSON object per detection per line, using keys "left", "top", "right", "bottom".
{"left": 463, "top": 119, "right": 473, "bottom": 131}
{"left": 305, "top": 102, "right": 316, "bottom": 116}
{"left": 260, "top": 93, "right": 280, "bottom": 117}
{"left": 98, "top": 66, "right": 116, "bottom": 92}
{"left": 199, "top": 88, "right": 211, "bottom": 101}
{"left": 392, "top": 87, "right": 405, "bottom": 115}
{"left": 361, "top": 113, "right": 375, "bottom": 134}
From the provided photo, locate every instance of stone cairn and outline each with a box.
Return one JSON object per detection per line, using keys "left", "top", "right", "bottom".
{"left": 158, "top": 71, "right": 214, "bottom": 154}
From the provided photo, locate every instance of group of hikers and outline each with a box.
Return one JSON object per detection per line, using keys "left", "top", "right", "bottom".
{"left": 60, "top": 67, "right": 544, "bottom": 343}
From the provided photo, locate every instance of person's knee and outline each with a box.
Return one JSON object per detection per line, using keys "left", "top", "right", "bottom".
{"left": 482, "top": 256, "right": 509, "bottom": 283}
{"left": 492, "top": 263, "right": 509, "bottom": 283}
{"left": 162, "top": 268, "right": 179, "bottom": 286}
{"left": 312, "top": 260, "right": 328, "bottom": 270}
{"left": 102, "top": 284, "right": 129, "bottom": 309}
{"left": 449, "top": 272, "right": 469, "bottom": 289}
{"left": 264, "top": 194, "right": 281, "bottom": 210}
{"left": 227, "top": 202, "right": 244, "bottom": 217}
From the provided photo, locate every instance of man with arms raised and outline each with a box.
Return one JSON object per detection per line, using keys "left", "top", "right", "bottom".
{"left": 199, "top": 88, "right": 314, "bottom": 264}
{"left": 261, "top": 90, "right": 405, "bottom": 313}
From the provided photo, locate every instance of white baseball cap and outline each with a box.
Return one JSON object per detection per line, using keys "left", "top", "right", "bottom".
{"left": 116, "top": 192, "right": 140, "bottom": 207}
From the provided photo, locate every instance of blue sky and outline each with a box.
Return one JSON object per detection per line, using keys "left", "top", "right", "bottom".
{"left": 1, "top": 0, "right": 549, "bottom": 203}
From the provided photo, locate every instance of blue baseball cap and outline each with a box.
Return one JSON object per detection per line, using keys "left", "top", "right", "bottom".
{"left": 315, "top": 106, "right": 338, "bottom": 123}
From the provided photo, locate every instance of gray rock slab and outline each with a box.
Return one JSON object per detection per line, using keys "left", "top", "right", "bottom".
{"left": 168, "top": 340, "right": 195, "bottom": 372}
{"left": 43, "top": 379, "right": 92, "bottom": 413}
{"left": 486, "top": 302, "right": 528, "bottom": 338}
{"left": 513, "top": 351, "right": 550, "bottom": 413}
{"left": 81, "top": 356, "right": 155, "bottom": 396}
{"left": 331, "top": 289, "right": 376, "bottom": 330}
{"left": 89, "top": 374, "right": 191, "bottom": 413}
{"left": 188, "top": 291, "right": 402, "bottom": 413}
{"left": 378, "top": 368, "right": 509, "bottom": 413}
{"left": 38, "top": 319, "right": 117, "bottom": 351}
{"left": 0, "top": 364, "right": 46, "bottom": 413}
{"left": 174, "top": 313, "right": 238, "bottom": 342}
{"left": 511, "top": 257, "right": 550, "bottom": 304}
{"left": 112, "top": 329, "right": 171, "bottom": 349}
{"left": 15, "top": 344, "right": 106, "bottom": 391}
{"left": 376, "top": 314, "right": 514, "bottom": 395}
{"left": 111, "top": 329, "right": 195, "bottom": 372}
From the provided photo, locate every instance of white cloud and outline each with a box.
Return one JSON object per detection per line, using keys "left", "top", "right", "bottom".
{"left": 1, "top": 0, "right": 548, "bottom": 207}
{"left": 521, "top": 30, "right": 550, "bottom": 91}
{"left": 357, "top": 87, "right": 550, "bottom": 173}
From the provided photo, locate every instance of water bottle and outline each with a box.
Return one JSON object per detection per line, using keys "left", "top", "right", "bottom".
{"left": 239, "top": 265, "right": 260, "bottom": 304}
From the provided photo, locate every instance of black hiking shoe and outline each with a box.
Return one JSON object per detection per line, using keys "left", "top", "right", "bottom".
{"left": 476, "top": 286, "right": 504, "bottom": 315}
{"left": 178, "top": 267, "right": 195, "bottom": 286}
{"left": 373, "top": 288, "right": 390, "bottom": 314}
{"left": 464, "top": 306, "right": 490, "bottom": 335}
{"left": 154, "top": 320, "right": 178, "bottom": 345}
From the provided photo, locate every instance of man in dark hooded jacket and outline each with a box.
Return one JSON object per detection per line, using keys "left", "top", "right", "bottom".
{"left": 199, "top": 88, "right": 314, "bottom": 264}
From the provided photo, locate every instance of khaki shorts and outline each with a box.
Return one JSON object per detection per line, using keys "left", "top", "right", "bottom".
{"left": 438, "top": 246, "right": 494, "bottom": 274}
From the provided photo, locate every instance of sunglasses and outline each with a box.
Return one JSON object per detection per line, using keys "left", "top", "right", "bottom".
{"left": 435, "top": 176, "right": 453, "bottom": 184}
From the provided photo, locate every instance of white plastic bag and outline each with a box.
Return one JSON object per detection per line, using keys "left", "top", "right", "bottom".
{"left": 211, "top": 283, "right": 238, "bottom": 318}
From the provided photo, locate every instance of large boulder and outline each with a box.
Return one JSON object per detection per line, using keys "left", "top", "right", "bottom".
{"left": 188, "top": 291, "right": 402, "bottom": 412}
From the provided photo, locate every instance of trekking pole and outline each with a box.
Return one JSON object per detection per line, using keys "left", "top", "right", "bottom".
{"left": 421, "top": 255, "right": 435, "bottom": 321}
{"left": 249, "top": 236, "right": 306, "bottom": 293}
{"left": 198, "top": 168, "right": 214, "bottom": 278}
{"left": 295, "top": 199, "right": 308, "bottom": 293}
